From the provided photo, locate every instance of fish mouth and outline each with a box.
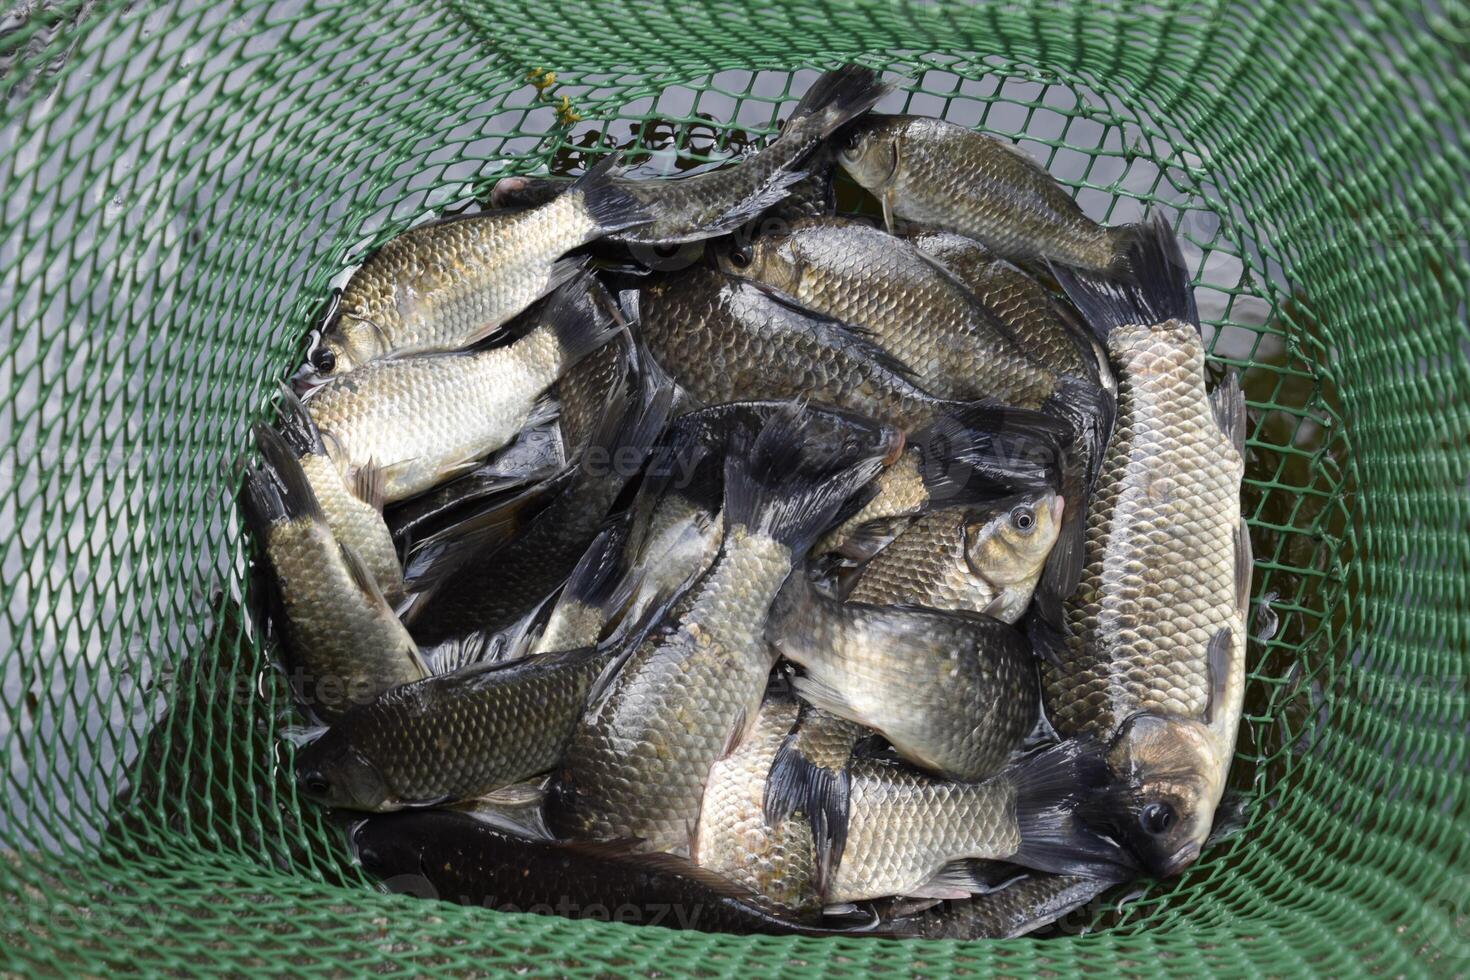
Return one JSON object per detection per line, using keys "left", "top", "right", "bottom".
{"left": 880, "top": 427, "right": 907, "bottom": 466}
{"left": 1159, "top": 841, "right": 1202, "bottom": 877}
{"left": 1049, "top": 494, "right": 1066, "bottom": 525}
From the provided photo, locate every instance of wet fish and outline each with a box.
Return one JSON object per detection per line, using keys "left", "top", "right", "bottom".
{"left": 271, "top": 385, "right": 402, "bottom": 599}
{"left": 401, "top": 365, "right": 672, "bottom": 645}
{"left": 1047, "top": 213, "right": 1251, "bottom": 878}
{"left": 293, "top": 644, "right": 621, "bottom": 811}
{"left": 241, "top": 425, "right": 427, "bottom": 722}
{"left": 889, "top": 872, "right": 1111, "bottom": 939}
{"left": 353, "top": 810, "right": 884, "bottom": 937}
{"left": 549, "top": 407, "right": 900, "bottom": 854}
{"left": 845, "top": 489, "right": 1064, "bottom": 624}
{"left": 769, "top": 573, "right": 1039, "bottom": 781}
{"left": 694, "top": 695, "right": 821, "bottom": 914}
{"left": 717, "top": 216, "right": 1056, "bottom": 405}
{"left": 828, "top": 741, "right": 1128, "bottom": 903}
{"left": 634, "top": 267, "right": 1069, "bottom": 446}
{"left": 906, "top": 229, "right": 1110, "bottom": 388}
{"left": 304, "top": 272, "right": 620, "bottom": 505}
{"left": 308, "top": 154, "right": 648, "bottom": 376}
{"left": 837, "top": 115, "right": 1142, "bottom": 275}
{"left": 489, "top": 65, "right": 889, "bottom": 246}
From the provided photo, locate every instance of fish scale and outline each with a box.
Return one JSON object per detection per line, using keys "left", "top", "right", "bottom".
{"left": 1048, "top": 321, "right": 1243, "bottom": 738}
{"left": 725, "top": 218, "right": 1056, "bottom": 405}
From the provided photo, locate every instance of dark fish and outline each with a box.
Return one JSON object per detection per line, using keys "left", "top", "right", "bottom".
{"left": 352, "top": 811, "right": 888, "bottom": 937}
{"left": 889, "top": 872, "right": 1111, "bottom": 939}
{"left": 308, "top": 154, "right": 648, "bottom": 376}
{"left": 769, "top": 572, "right": 1039, "bottom": 781}
{"left": 240, "top": 425, "right": 426, "bottom": 722}
{"left": 401, "top": 366, "right": 673, "bottom": 646}
{"left": 549, "top": 407, "right": 900, "bottom": 854}
{"left": 1048, "top": 213, "right": 1251, "bottom": 878}
{"left": 837, "top": 115, "right": 1143, "bottom": 275}
{"left": 489, "top": 65, "right": 890, "bottom": 246}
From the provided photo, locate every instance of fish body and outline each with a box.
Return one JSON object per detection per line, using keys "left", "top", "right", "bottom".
{"left": 846, "top": 489, "right": 1063, "bottom": 623}
{"left": 637, "top": 266, "right": 957, "bottom": 431}
{"left": 305, "top": 274, "right": 620, "bottom": 504}
{"left": 293, "top": 645, "right": 614, "bottom": 811}
{"left": 271, "top": 386, "right": 402, "bottom": 598}
{"left": 719, "top": 217, "right": 1054, "bottom": 404}
{"left": 769, "top": 574, "right": 1039, "bottom": 781}
{"left": 695, "top": 695, "right": 821, "bottom": 913}
{"left": 309, "top": 155, "right": 647, "bottom": 375}
{"left": 490, "top": 65, "right": 889, "bottom": 245}
{"left": 837, "top": 115, "right": 1135, "bottom": 274}
{"left": 241, "top": 426, "right": 426, "bottom": 721}
{"left": 1048, "top": 213, "right": 1250, "bottom": 878}
{"left": 890, "top": 872, "right": 1110, "bottom": 939}
{"left": 907, "top": 229, "right": 1109, "bottom": 388}
{"left": 550, "top": 408, "right": 898, "bottom": 854}
{"left": 353, "top": 811, "right": 875, "bottom": 937}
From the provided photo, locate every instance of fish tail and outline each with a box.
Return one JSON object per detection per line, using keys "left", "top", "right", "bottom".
{"left": 1055, "top": 210, "right": 1199, "bottom": 341}
{"left": 249, "top": 422, "right": 327, "bottom": 527}
{"left": 721, "top": 406, "right": 892, "bottom": 551}
{"left": 560, "top": 521, "right": 637, "bottom": 618}
{"left": 1008, "top": 740, "right": 1137, "bottom": 880}
{"left": 576, "top": 353, "right": 676, "bottom": 491}
{"left": 786, "top": 64, "right": 891, "bottom": 139}
{"left": 569, "top": 151, "right": 651, "bottom": 235}
{"left": 543, "top": 270, "right": 625, "bottom": 369}
{"left": 273, "top": 384, "right": 325, "bottom": 457}
{"left": 763, "top": 723, "right": 851, "bottom": 895}
{"left": 914, "top": 401, "right": 1069, "bottom": 504}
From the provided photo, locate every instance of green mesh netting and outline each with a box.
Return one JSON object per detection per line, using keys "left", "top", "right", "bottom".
{"left": 2, "top": 0, "right": 1467, "bottom": 973}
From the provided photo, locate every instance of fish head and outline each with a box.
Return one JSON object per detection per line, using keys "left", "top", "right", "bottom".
{"left": 716, "top": 236, "right": 803, "bottom": 295}
{"left": 1097, "top": 711, "right": 1222, "bottom": 878}
{"left": 835, "top": 117, "right": 902, "bottom": 193}
{"left": 295, "top": 732, "right": 394, "bottom": 812}
{"left": 963, "top": 490, "right": 1065, "bottom": 588}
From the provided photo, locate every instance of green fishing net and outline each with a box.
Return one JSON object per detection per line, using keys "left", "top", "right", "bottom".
{"left": 2, "top": 0, "right": 1466, "bottom": 973}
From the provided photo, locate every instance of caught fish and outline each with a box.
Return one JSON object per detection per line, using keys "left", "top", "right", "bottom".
{"left": 271, "top": 385, "right": 402, "bottom": 599}
{"left": 906, "top": 229, "right": 1110, "bottom": 389}
{"left": 550, "top": 407, "right": 900, "bottom": 854}
{"left": 837, "top": 115, "right": 1142, "bottom": 275}
{"left": 308, "top": 154, "right": 648, "bottom": 376}
{"left": 769, "top": 573, "right": 1039, "bottom": 781}
{"left": 845, "top": 488, "right": 1064, "bottom": 623}
{"left": 633, "top": 267, "right": 948, "bottom": 430}
{"left": 241, "top": 426, "right": 427, "bottom": 721}
{"left": 695, "top": 694, "right": 821, "bottom": 913}
{"left": 717, "top": 216, "right": 1056, "bottom": 405}
{"left": 889, "top": 872, "right": 1111, "bottom": 939}
{"left": 489, "top": 65, "right": 890, "bottom": 246}
{"left": 353, "top": 810, "right": 884, "bottom": 937}
{"left": 827, "top": 741, "right": 1128, "bottom": 903}
{"left": 305, "top": 272, "right": 621, "bottom": 504}
{"left": 401, "top": 364, "right": 672, "bottom": 645}
{"left": 293, "top": 643, "right": 625, "bottom": 811}
{"left": 1047, "top": 213, "right": 1251, "bottom": 878}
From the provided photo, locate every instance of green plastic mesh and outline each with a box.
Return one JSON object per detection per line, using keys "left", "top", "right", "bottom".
{"left": 1, "top": 0, "right": 1466, "bottom": 974}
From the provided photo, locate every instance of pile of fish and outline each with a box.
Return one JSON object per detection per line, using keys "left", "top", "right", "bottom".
{"left": 241, "top": 65, "right": 1251, "bottom": 940}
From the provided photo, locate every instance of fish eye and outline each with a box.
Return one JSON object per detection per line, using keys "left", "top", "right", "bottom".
{"left": 1010, "top": 506, "right": 1035, "bottom": 531}
{"left": 728, "top": 243, "right": 753, "bottom": 268}
{"left": 311, "top": 347, "right": 337, "bottom": 374}
{"left": 301, "top": 774, "right": 331, "bottom": 797}
{"left": 843, "top": 128, "right": 864, "bottom": 151}
{"left": 1140, "top": 801, "right": 1176, "bottom": 836}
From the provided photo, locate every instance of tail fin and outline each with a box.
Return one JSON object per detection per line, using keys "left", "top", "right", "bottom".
{"left": 574, "top": 353, "right": 676, "bottom": 495}
{"left": 568, "top": 152, "right": 651, "bottom": 235}
{"left": 542, "top": 270, "right": 626, "bottom": 369}
{"left": 763, "top": 711, "right": 854, "bottom": 895}
{"left": 274, "top": 384, "right": 326, "bottom": 458}
{"left": 250, "top": 423, "right": 326, "bottom": 526}
{"left": 1056, "top": 211, "right": 1198, "bottom": 342}
{"left": 786, "top": 64, "right": 891, "bottom": 139}
{"left": 721, "top": 406, "right": 896, "bottom": 551}
{"left": 1008, "top": 740, "right": 1138, "bottom": 881}
{"left": 914, "top": 401, "right": 1069, "bottom": 505}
